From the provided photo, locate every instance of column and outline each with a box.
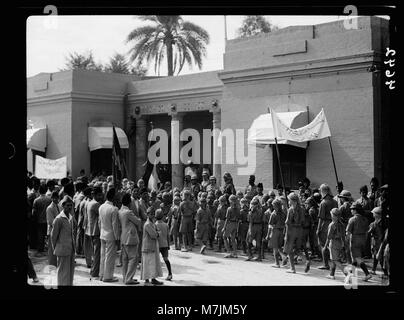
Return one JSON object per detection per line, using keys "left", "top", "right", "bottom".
{"left": 170, "top": 112, "right": 184, "bottom": 189}
{"left": 126, "top": 116, "right": 137, "bottom": 181}
{"left": 212, "top": 110, "right": 222, "bottom": 187}
{"left": 135, "top": 116, "right": 148, "bottom": 182}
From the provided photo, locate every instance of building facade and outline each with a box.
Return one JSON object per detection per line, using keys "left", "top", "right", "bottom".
{"left": 27, "top": 17, "right": 390, "bottom": 197}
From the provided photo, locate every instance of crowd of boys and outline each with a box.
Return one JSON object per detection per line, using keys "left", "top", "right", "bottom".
{"left": 26, "top": 168, "right": 390, "bottom": 285}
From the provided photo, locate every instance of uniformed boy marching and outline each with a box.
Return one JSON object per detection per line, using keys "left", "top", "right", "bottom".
{"left": 261, "top": 198, "right": 272, "bottom": 260}
{"left": 222, "top": 195, "right": 240, "bottom": 258}
{"left": 214, "top": 195, "right": 227, "bottom": 252}
{"left": 178, "top": 190, "right": 194, "bottom": 252}
{"left": 246, "top": 198, "right": 264, "bottom": 261}
{"left": 346, "top": 202, "right": 372, "bottom": 281}
{"left": 324, "top": 208, "right": 347, "bottom": 280}
{"left": 238, "top": 198, "right": 249, "bottom": 254}
{"left": 169, "top": 196, "right": 181, "bottom": 250}
{"left": 266, "top": 198, "right": 286, "bottom": 268}
{"left": 206, "top": 194, "right": 217, "bottom": 250}
{"left": 195, "top": 198, "right": 212, "bottom": 254}
{"left": 367, "top": 206, "right": 386, "bottom": 275}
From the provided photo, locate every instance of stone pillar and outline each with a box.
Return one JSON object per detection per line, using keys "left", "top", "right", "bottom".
{"left": 126, "top": 116, "right": 137, "bottom": 181}
{"left": 135, "top": 116, "right": 148, "bottom": 182}
{"left": 170, "top": 112, "right": 184, "bottom": 189}
{"left": 212, "top": 110, "right": 222, "bottom": 187}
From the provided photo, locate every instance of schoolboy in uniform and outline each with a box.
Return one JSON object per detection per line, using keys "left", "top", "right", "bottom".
{"left": 246, "top": 198, "right": 264, "bottom": 261}
{"left": 169, "top": 196, "right": 181, "bottom": 250}
{"left": 214, "top": 195, "right": 227, "bottom": 252}
{"left": 179, "top": 190, "right": 194, "bottom": 252}
{"left": 266, "top": 198, "right": 286, "bottom": 268}
{"left": 206, "top": 194, "right": 217, "bottom": 250}
{"left": 155, "top": 209, "right": 173, "bottom": 281}
{"left": 195, "top": 198, "right": 212, "bottom": 254}
{"left": 223, "top": 195, "right": 240, "bottom": 258}
{"left": 367, "top": 206, "right": 385, "bottom": 275}
{"left": 238, "top": 198, "right": 249, "bottom": 254}
{"left": 346, "top": 202, "right": 372, "bottom": 281}
{"left": 324, "top": 208, "right": 347, "bottom": 280}
{"left": 261, "top": 198, "right": 272, "bottom": 260}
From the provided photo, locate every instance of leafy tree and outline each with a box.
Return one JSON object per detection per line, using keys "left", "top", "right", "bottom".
{"left": 104, "top": 53, "right": 130, "bottom": 74}
{"left": 237, "top": 15, "right": 278, "bottom": 38}
{"left": 126, "top": 15, "right": 210, "bottom": 76}
{"left": 61, "top": 51, "right": 104, "bottom": 71}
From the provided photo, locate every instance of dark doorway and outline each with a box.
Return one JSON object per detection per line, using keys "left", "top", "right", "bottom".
{"left": 273, "top": 144, "right": 306, "bottom": 190}
{"left": 91, "top": 149, "right": 112, "bottom": 176}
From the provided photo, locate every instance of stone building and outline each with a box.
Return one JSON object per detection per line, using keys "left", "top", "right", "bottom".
{"left": 27, "top": 16, "right": 390, "bottom": 197}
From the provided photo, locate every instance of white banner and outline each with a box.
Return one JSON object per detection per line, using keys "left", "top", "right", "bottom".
{"left": 35, "top": 155, "right": 67, "bottom": 179}
{"left": 271, "top": 108, "right": 331, "bottom": 142}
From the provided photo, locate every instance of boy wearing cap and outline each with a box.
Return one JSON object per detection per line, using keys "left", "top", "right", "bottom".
{"left": 368, "top": 206, "right": 386, "bottom": 275}
{"left": 179, "top": 190, "right": 194, "bottom": 252}
{"left": 207, "top": 194, "right": 217, "bottom": 250}
{"left": 324, "top": 208, "right": 347, "bottom": 280}
{"left": 206, "top": 176, "right": 219, "bottom": 194}
{"left": 51, "top": 196, "right": 77, "bottom": 286}
{"left": 195, "top": 198, "right": 211, "bottom": 254}
{"left": 214, "top": 195, "right": 228, "bottom": 252}
{"left": 155, "top": 208, "right": 173, "bottom": 281}
{"left": 346, "top": 202, "right": 372, "bottom": 281}
{"left": 169, "top": 196, "right": 182, "bottom": 250}
{"left": 267, "top": 198, "right": 287, "bottom": 268}
{"left": 238, "top": 198, "right": 249, "bottom": 254}
{"left": 223, "top": 195, "right": 240, "bottom": 258}
{"left": 317, "top": 184, "right": 338, "bottom": 270}
{"left": 246, "top": 198, "right": 264, "bottom": 261}
{"left": 201, "top": 170, "right": 210, "bottom": 192}
{"left": 338, "top": 190, "right": 353, "bottom": 264}
{"left": 284, "top": 193, "right": 305, "bottom": 273}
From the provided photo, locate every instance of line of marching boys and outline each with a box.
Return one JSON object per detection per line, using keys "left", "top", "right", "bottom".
{"left": 27, "top": 170, "right": 390, "bottom": 285}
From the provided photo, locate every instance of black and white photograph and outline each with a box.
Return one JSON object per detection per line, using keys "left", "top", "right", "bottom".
{"left": 13, "top": 2, "right": 398, "bottom": 300}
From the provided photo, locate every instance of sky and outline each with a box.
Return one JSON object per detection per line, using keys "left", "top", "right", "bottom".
{"left": 27, "top": 15, "right": 376, "bottom": 77}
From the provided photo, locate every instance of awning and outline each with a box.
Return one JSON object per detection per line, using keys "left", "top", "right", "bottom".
{"left": 248, "top": 110, "right": 308, "bottom": 148}
{"left": 88, "top": 127, "right": 129, "bottom": 151}
{"left": 27, "top": 127, "right": 47, "bottom": 152}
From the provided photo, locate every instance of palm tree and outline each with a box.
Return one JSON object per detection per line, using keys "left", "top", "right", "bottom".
{"left": 126, "top": 15, "right": 210, "bottom": 76}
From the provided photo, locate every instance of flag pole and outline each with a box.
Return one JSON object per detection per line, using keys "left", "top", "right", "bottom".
{"left": 328, "top": 136, "right": 339, "bottom": 185}
{"left": 268, "top": 108, "right": 286, "bottom": 196}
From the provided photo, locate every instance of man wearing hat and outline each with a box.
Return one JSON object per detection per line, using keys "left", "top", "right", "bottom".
{"left": 375, "top": 184, "right": 390, "bottom": 219}
{"left": 206, "top": 176, "right": 219, "bottom": 194}
{"left": 201, "top": 170, "right": 210, "bottom": 192}
{"left": 190, "top": 174, "right": 201, "bottom": 199}
{"left": 244, "top": 175, "right": 257, "bottom": 197}
{"left": 346, "top": 202, "right": 372, "bottom": 281}
{"left": 51, "top": 195, "right": 77, "bottom": 286}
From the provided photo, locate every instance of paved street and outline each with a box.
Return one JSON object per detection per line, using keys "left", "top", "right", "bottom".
{"left": 29, "top": 246, "right": 388, "bottom": 287}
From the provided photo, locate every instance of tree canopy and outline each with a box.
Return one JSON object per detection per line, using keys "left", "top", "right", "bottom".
{"left": 237, "top": 15, "right": 278, "bottom": 38}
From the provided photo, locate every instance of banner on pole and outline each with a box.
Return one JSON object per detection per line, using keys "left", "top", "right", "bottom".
{"left": 270, "top": 108, "right": 331, "bottom": 142}
{"left": 35, "top": 155, "right": 67, "bottom": 179}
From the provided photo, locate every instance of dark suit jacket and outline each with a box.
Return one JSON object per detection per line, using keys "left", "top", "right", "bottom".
{"left": 51, "top": 211, "right": 76, "bottom": 256}
{"left": 118, "top": 206, "right": 141, "bottom": 246}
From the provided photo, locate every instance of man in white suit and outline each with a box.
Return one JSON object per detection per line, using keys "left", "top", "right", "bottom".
{"left": 98, "top": 188, "right": 120, "bottom": 282}
{"left": 119, "top": 193, "right": 142, "bottom": 284}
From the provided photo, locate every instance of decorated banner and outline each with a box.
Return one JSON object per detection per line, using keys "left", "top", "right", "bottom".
{"left": 271, "top": 108, "right": 331, "bottom": 142}
{"left": 35, "top": 155, "right": 67, "bottom": 179}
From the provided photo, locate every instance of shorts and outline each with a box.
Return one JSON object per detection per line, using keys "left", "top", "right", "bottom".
{"left": 350, "top": 235, "right": 366, "bottom": 259}
{"left": 159, "top": 247, "right": 169, "bottom": 259}
{"left": 247, "top": 225, "right": 262, "bottom": 244}
{"left": 329, "top": 240, "right": 344, "bottom": 261}
{"left": 224, "top": 221, "right": 238, "bottom": 238}
{"left": 195, "top": 223, "right": 209, "bottom": 242}
{"left": 268, "top": 228, "right": 283, "bottom": 249}
{"left": 284, "top": 227, "right": 301, "bottom": 254}
{"left": 215, "top": 219, "right": 225, "bottom": 239}
{"left": 179, "top": 217, "right": 193, "bottom": 234}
